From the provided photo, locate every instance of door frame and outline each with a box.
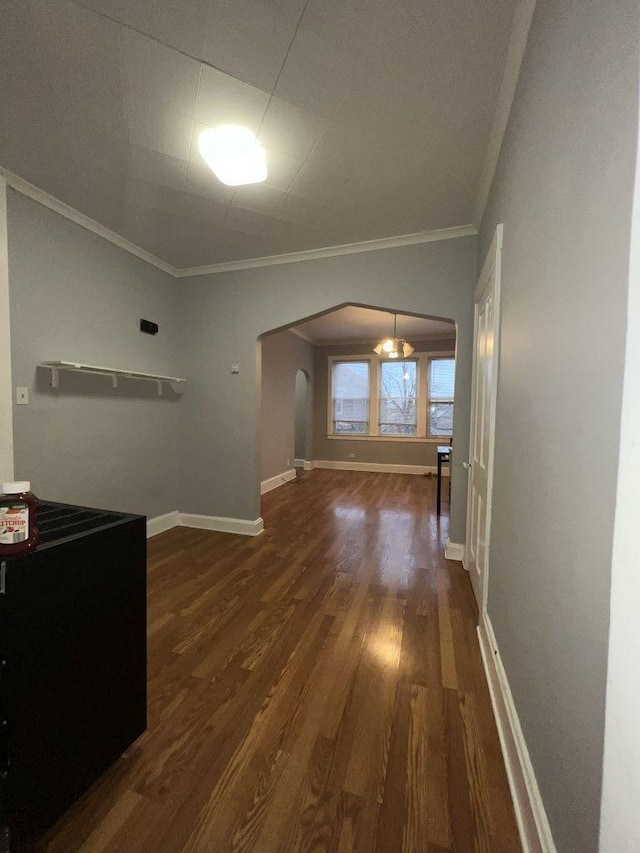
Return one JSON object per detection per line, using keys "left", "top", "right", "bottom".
{"left": 464, "top": 223, "right": 503, "bottom": 614}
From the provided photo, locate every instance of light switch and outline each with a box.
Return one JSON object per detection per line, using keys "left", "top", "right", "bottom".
{"left": 16, "top": 387, "right": 29, "bottom": 405}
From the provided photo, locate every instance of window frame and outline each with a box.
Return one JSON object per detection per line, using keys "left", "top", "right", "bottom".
{"left": 426, "top": 355, "right": 456, "bottom": 438}
{"left": 330, "top": 359, "right": 371, "bottom": 435}
{"left": 327, "top": 351, "right": 455, "bottom": 443}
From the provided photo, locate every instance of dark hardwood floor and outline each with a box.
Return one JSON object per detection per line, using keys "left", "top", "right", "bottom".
{"left": 39, "top": 469, "right": 521, "bottom": 852}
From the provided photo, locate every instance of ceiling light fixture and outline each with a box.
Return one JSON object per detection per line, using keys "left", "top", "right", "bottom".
{"left": 374, "top": 313, "right": 415, "bottom": 359}
{"left": 198, "top": 125, "right": 268, "bottom": 187}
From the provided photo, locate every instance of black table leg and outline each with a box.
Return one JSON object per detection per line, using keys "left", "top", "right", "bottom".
{"left": 437, "top": 452, "right": 442, "bottom": 516}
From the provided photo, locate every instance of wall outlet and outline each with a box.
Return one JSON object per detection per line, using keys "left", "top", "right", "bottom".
{"left": 287, "top": 458, "right": 291, "bottom": 466}
{"left": 16, "top": 387, "right": 28, "bottom": 405}
{"left": 231, "top": 363, "right": 240, "bottom": 374}
{"left": 348, "top": 453, "right": 356, "bottom": 459}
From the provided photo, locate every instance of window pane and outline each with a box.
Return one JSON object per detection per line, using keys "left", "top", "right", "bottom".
{"left": 379, "top": 360, "right": 417, "bottom": 435}
{"left": 429, "top": 402, "right": 454, "bottom": 435}
{"left": 332, "top": 361, "right": 370, "bottom": 434}
{"left": 429, "top": 358, "right": 455, "bottom": 436}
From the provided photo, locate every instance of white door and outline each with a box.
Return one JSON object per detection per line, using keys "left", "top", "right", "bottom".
{"left": 465, "top": 224, "right": 503, "bottom": 612}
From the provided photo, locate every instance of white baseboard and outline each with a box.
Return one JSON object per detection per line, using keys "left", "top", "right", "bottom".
{"left": 146, "top": 510, "right": 179, "bottom": 538}
{"left": 303, "top": 460, "right": 315, "bottom": 470}
{"left": 179, "top": 512, "right": 264, "bottom": 537}
{"left": 293, "top": 458, "right": 305, "bottom": 468}
{"left": 444, "top": 538, "right": 465, "bottom": 561}
{"left": 313, "top": 459, "right": 440, "bottom": 475}
{"left": 260, "top": 468, "right": 297, "bottom": 495}
{"left": 147, "top": 510, "right": 264, "bottom": 538}
{"left": 478, "top": 612, "right": 557, "bottom": 853}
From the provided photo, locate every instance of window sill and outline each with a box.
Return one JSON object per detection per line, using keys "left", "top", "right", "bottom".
{"left": 326, "top": 434, "right": 451, "bottom": 443}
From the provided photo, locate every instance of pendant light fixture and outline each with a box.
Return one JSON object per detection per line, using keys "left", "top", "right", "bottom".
{"left": 374, "top": 313, "right": 415, "bottom": 358}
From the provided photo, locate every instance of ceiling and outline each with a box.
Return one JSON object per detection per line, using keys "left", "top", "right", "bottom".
{"left": 0, "top": 0, "right": 517, "bottom": 270}
{"left": 292, "top": 306, "right": 455, "bottom": 345}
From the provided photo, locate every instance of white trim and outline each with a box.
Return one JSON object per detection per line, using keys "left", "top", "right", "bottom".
{"left": 303, "top": 460, "right": 315, "bottom": 471}
{"left": 473, "top": 0, "right": 536, "bottom": 227}
{"left": 260, "top": 468, "right": 297, "bottom": 494}
{"left": 147, "top": 509, "right": 264, "bottom": 538}
{"left": 1, "top": 168, "right": 175, "bottom": 276}
{"left": 2, "top": 170, "right": 476, "bottom": 278}
{"left": 0, "top": 177, "right": 13, "bottom": 481}
{"left": 327, "top": 351, "right": 455, "bottom": 441}
{"left": 146, "top": 510, "right": 180, "bottom": 538}
{"left": 466, "top": 224, "right": 503, "bottom": 611}
{"left": 478, "top": 611, "right": 557, "bottom": 853}
{"left": 179, "top": 512, "right": 264, "bottom": 536}
{"left": 293, "top": 458, "right": 305, "bottom": 468}
{"left": 444, "top": 539, "right": 465, "bottom": 561}
{"left": 313, "top": 460, "right": 436, "bottom": 475}
{"left": 326, "top": 434, "right": 447, "bottom": 444}
{"left": 174, "top": 225, "right": 477, "bottom": 277}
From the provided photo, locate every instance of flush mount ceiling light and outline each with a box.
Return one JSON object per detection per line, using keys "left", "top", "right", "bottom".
{"left": 374, "top": 313, "right": 415, "bottom": 359}
{"left": 198, "top": 125, "right": 268, "bottom": 187}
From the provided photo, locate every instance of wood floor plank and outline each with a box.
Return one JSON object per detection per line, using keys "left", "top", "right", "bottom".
{"left": 37, "top": 470, "right": 520, "bottom": 853}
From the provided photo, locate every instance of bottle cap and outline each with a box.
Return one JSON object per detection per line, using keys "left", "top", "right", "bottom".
{"left": 1, "top": 481, "right": 31, "bottom": 494}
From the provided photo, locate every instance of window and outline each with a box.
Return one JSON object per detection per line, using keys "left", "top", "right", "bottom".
{"left": 428, "top": 357, "right": 455, "bottom": 436}
{"left": 329, "top": 352, "right": 455, "bottom": 440}
{"left": 332, "top": 361, "right": 370, "bottom": 434}
{"left": 379, "top": 360, "right": 417, "bottom": 435}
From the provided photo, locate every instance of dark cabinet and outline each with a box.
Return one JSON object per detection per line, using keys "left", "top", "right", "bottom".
{"left": 0, "top": 501, "right": 147, "bottom": 852}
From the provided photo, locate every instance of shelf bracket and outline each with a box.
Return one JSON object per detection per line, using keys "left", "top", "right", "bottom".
{"left": 49, "top": 367, "right": 59, "bottom": 389}
{"left": 156, "top": 380, "right": 163, "bottom": 396}
{"left": 112, "top": 374, "right": 118, "bottom": 389}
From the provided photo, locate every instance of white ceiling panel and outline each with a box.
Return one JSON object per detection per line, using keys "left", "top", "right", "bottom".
{"left": 184, "top": 158, "right": 236, "bottom": 204}
{"left": 257, "top": 98, "right": 327, "bottom": 161}
{"left": 259, "top": 148, "right": 303, "bottom": 193}
{"left": 0, "top": 0, "right": 518, "bottom": 268}
{"left": 273, "top": 25, "right": 362, "bottom": 118}
{"left": 129, "top": 147, "right": 188, "bottom": 192}
{"left": 196, "top": 67, "right": 270, "bottom": 135}
{"left": 274, "top": 193, "right": 329, "bottom": 228}
{"left": 202, "top": 0, "right": 308, "bottom": 91}
{"left": 79, "top": 0, "right": 212, "bottom": 61}
{"left": 121, "top": 28, "right": 200, "bottom": 121}
{"left": 231, "top": 184, "right": 285, "bottom": 216}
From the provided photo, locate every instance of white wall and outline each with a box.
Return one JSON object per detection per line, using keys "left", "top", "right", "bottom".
{"left": 478, "top": 1, "right": 640, "bottom": 850}
{"left": 599, "top": 70, "right": 640, "bottom": 853}
{"left": 7, "top": 190, "right": 183, "bottom": 517}
{"left": 0, "top": 178, "right": 14, "bottom": 482}
{"left": 178, "top": 237, "right": 476, "bottom": 541}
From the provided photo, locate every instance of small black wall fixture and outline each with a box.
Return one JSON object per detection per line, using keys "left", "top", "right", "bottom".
{"left": 140, "top": 319, "right": 159, "bottom": 335}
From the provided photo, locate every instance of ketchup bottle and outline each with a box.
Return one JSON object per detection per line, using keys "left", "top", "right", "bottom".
{"left": 0, "top": 481, "right": 39, "bottom": 556}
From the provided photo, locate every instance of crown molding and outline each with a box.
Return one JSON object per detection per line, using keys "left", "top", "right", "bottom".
{"left": 473, "top": 0, "right": 536, "bottom": 229}
{"left": 0, "top": 168, "right": 177, "bottom": 276}
{"left": 175, "top": 225, "right": 477, "bottom": 278}
{"left": 2, "top": 167, "right": 477, "bottom": 279}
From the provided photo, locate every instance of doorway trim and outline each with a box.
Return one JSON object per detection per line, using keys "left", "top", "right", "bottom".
{"left": 464, "top": 223, "right": 503, "bottom": 613}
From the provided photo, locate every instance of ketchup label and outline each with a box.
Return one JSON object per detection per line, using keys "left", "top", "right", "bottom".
{"left": 0, "top": 502, "right": 29, "bottom": 544}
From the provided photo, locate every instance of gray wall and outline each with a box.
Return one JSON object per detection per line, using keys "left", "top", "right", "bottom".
{"left": 294, "top": 368, "right": 310, "bottom": 462}
{"left": 260, "top": 329, "right": 313, "bottom": 480}
{"left": 313, "top": 338, "right": 456, "bottom": 467}
{"left": 7, "top": 190, "right": 183, "bottom": 518}
{"left": 478, "top": 1, "right": 640, "bottom": 850}
{"left": 179, "top": 237, "right": 476, "bottom": 540}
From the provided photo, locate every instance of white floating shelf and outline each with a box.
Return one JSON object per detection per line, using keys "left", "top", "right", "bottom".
{"left": 39, "top": 361, "right": 186, "bottom": 395}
